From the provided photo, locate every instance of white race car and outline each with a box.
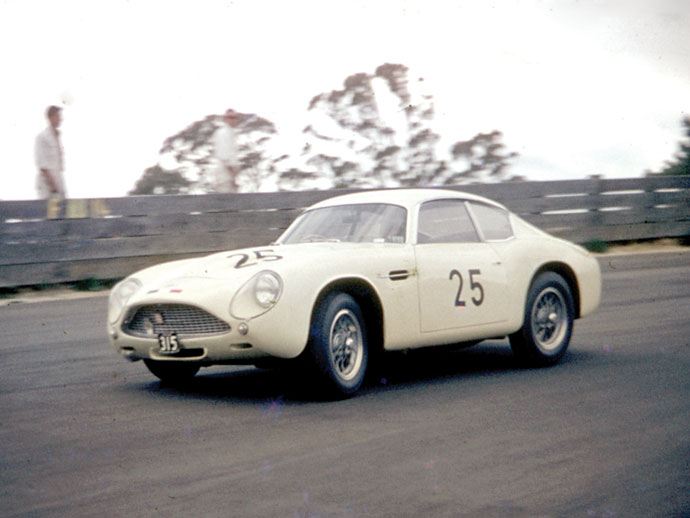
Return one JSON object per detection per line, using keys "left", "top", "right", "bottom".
{"left": 108, "top": 189, "right": 601, "bottom": 397}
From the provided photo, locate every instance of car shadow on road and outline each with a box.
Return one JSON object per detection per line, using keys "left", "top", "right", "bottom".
{"left": 367, "top": 341, "right": 599, "bottom": 391}
{"left": 120, "top": 341, "right": 601, "bottom": 404}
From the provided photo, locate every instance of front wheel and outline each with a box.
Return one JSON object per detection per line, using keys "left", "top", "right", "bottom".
{"left": 510, "top": 272, "right": 574, "bottom": 366}
{"left": 307, "top": 292, "right": 368, "bottom": 398}
{"left": 143, "top": 359, "right": 200, "bottom": 384}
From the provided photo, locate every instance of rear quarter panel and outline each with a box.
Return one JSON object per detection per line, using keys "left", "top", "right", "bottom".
{"left": 488, "top": 233, "right": 601, "bottom": 331}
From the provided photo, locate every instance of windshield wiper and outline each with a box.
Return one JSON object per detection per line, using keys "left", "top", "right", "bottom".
{"left": 303, "top": 237, "right": 341, "bottom": 243}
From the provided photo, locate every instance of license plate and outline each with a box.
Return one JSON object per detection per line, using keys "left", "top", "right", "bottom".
{"left": 158, "top": 333, "right": 180, "bottom": 354}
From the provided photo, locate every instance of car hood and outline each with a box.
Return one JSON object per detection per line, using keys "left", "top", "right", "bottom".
{"left": 121, "top": 242, "right": 408, "bottom": 312}
{"left": 129, "top": 242, "right": 404, "bottom": 288}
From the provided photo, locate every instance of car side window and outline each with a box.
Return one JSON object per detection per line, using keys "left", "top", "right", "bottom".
{"left": 468, "top": 202, "right": 513, "bottom": 240}
{"left": 417, "top": 200, "right": 480, "bottom": 243}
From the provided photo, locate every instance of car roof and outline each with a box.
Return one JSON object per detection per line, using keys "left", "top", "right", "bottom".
{"left": 309, "top": 188, "right": 508, "bottom": 211}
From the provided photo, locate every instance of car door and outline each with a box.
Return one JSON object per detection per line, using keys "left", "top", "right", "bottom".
{"left": 414, "top": 199, "right": 509, "bottom": 334}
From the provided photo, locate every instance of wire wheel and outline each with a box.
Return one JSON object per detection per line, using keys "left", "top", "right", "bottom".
{"left": 530, "top": 287, "right": 569, "bottom": 353}
{"left": 308, "top": 292, "right": 369, "bottom": 398}
{"left": 328, "top": 309, "right": 364, "bottom": 381}
{"left": 509, "top": 272, "right": 574, "bottom": 366}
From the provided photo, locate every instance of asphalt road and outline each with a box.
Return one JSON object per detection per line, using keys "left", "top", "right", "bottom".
{"left": 1, "top": 251, "right": 688, "bottom": 517}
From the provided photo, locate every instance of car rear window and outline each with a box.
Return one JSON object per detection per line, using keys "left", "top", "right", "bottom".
{"left": 417, "top": 200, "right": 480, "bottom": 243}
{"left": 468, "top": 202, "right": 513, "bottom": 240}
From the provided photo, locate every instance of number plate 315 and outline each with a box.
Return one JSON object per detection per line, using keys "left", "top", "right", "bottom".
{"left": 158, "top": 333, "right": 180, "bottom": 354}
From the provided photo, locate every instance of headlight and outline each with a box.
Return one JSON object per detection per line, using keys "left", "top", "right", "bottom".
{"left": 108, "top": 278, "right": 142, "bottom": 324}
{"left": 254, "top": 271, "right": 282, "bottom": 307}
{"left": 230, "top": 270, "right": 283, "bottom": 320}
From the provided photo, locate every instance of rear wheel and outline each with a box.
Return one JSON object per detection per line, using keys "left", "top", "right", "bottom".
{"left": 307, "top": 292, "right": 368, "bottom": 398}
{"left": 510, "top": 272, "right": 574, "bottom": 366}
{"left": 144, "top": 359, "right": 200, "bottom": 384}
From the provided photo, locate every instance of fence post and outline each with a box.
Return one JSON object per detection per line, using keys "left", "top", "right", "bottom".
{"left": 46, "top": 197, "right": 62, "bottom": 219}
{"left": 589, "top": 175, "right": 604, "bottom": 244}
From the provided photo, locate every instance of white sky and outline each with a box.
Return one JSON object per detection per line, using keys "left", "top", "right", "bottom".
{"left": 0, "top": 0, "right": 688, "bottom": 200}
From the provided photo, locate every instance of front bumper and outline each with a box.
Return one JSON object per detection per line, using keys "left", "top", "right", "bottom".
{"left": 109, "top": 327, "right": 269, "bottom": 363}
{"left": 108, "top": 295, "right": 312, "bottom": 363}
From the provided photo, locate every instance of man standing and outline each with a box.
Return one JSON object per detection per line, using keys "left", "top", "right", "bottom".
{"left": 211, "top": 109, "right": 240, "bottom": 193}
{"left": 35, "top": 105, "right": 66, "bottom": 199}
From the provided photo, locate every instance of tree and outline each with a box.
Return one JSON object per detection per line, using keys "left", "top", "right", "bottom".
{"left": 654, "top": 116, "right": 690, "bottom": 176}
{"left": 286, "top": 62, "right": 518, "bottom": 190}
{"left": 298, "top": 70, "right": 393, "bottom": 188}
{"left": 156, "top": 110, "right": 281, "bottom": 192}
{"left": 277, "top": 167, "right": 320, "bottom": 191}
{"left": 128, "top": 165, "right": 193, "bottom": 195}
{"left": 446, "top": 131, "right": 519, "bottom": 184}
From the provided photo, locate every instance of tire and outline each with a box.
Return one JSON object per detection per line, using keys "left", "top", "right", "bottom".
{"left": 453, "top": 339, "right": 482, "bottom": 350}
{"left": 143, "top": 359, "right": 200, "bottom": 384}
{"left": 509, "top": 272, "right": 574, "bottom": 366}
{"left": 253, "top": 359, "right": 288, "bottom": 370}
{"left": 307, "top": 292, "right": 368, "bottom": 398}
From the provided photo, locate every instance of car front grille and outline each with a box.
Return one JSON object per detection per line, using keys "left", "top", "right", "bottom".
{"left": 123, "top": 304, "right": 231, "bottom": 338}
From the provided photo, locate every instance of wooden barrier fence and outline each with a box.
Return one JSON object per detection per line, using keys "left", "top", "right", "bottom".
{"left": 1, "top": 176, "right": 688, "bottom": 287}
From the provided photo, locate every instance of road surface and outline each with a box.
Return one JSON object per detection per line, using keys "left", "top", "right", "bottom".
{"left": 1, "top": 251, "right": 688, "bottom": 517}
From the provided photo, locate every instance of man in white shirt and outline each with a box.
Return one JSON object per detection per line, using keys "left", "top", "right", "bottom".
{"left": 35, "top": 105, "right": 66, "bottom": 199}
{"left": 211, "top": 109, "right": 241, "bottom": 193}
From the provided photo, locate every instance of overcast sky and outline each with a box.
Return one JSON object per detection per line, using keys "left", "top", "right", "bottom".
{"left": 0, "top": 0, "right": 688, "bottom": 200}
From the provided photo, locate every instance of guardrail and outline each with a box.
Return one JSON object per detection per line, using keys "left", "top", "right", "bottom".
{"left": 1, "top": 176, "right": 689, "bottom": 287}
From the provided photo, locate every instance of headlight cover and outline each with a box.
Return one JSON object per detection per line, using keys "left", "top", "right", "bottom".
{"left": 230, "top": 270, "right": 283, "bottom": 320}
{"left": 108, "top": 278, "right": 142, "bottom": 324}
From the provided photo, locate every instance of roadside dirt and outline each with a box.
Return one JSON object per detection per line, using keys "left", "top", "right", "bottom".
{"left": 602, "top": 238, "right": 688, "bottom": 255}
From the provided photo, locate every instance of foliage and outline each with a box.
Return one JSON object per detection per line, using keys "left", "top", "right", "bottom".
{"left": 72, "top": 278, "right": 118, "bottom": 292}
{"left": 128, "top": 165, "right": 193, "bottom": 195}
{"left": 651, "top": 116, "right": 690, "bottom": 176}
{"left": 277, "top": 167, "right": 321, "bottom": 191}
{"left": 157, "top": 111, "right": 280, "bottom": 192}
{"left": 0, "top": 287, "right": 19, "bottom": 298}
{"left": 287, "top": 63, "right": 518, "bottom": 189}
{"left": 132, "top": 62, "right": 520, "bottom": 194}
{"left": 582, "top": 239, "right": 609, "bottom": 254}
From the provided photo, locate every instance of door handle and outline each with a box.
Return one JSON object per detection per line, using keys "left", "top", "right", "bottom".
{"left": 378, "top": 269, "right": 415, "bottom": 281}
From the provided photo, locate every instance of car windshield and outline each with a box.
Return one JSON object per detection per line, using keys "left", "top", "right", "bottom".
{"left": 281, "top": 203, "right": 407, "bottom": 244}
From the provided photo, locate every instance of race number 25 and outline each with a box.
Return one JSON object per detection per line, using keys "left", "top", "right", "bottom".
{"left": 227, "top": 249, "right": 283, "bottom": 269}
{"left": 449, "top": 268, "right": 484, "bottom": 307}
